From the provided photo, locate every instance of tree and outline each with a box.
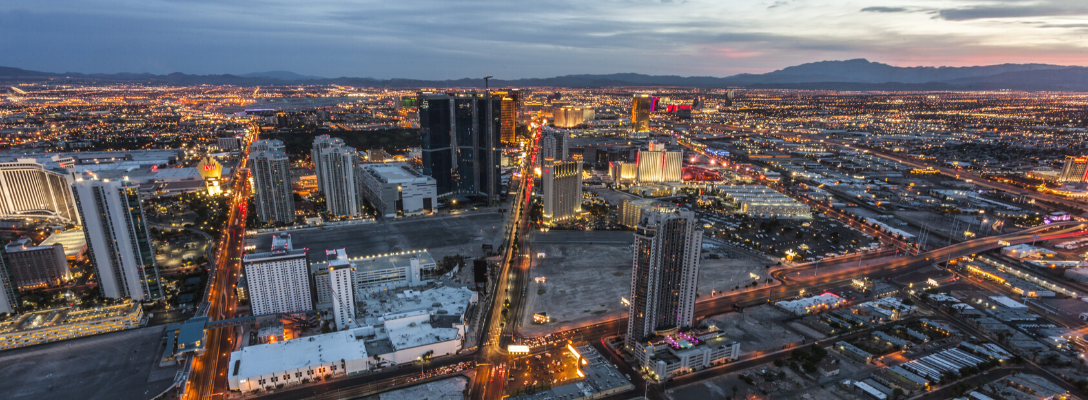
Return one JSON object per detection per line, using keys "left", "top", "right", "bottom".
{"left": 892, "top": 388, "right": 905, "bottom": 400}
{"left": 802, "top": 361, "right": 817, "bottom": 373}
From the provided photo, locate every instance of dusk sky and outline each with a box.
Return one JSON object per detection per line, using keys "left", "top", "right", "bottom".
{"left": 2, "top": 0, "right": 1087, "bottom": 79}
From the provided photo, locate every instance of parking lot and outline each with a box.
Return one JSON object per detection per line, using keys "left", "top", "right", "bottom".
{"left": 0, "top": 325, "right": 179, "bottom": 400}
{"left": 249, "top": 211, "right": 507, "bottom": 263}
{"left": 506, "top": 345, "right": 583, "bottom": 395}
{"left": 699, "top": 212, "right": 878, "bottom": 262}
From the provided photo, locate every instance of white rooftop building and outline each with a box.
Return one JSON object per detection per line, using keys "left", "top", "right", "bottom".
{"left": 227, "top": 285, "right": 477, "bottom": 394}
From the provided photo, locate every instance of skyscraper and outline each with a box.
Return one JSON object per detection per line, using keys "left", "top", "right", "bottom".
{"left": 243, "top": 233, "right": 312, "bottom": 316}
{"left": 311, "top": 135, "right": 344, "bottom": 195}
{"left": 625, "top": 209, "right": 702, "bottom": 350}
{"left": 542, "top": 160, "right": 583, "bottom": 224}
{"left": 250, "top": 140, "right": 295, "bottom": 224}
{"left": 631, "top": 93, "right": 652, "bottom": 133}
{"left": 315, "top": 143, "right": 360, "bottom": 217}
{"left": 500, "top": 96, "right": 516, "bottom": 146}
{"left": 418, "top": 91, "right": 502, "bottom": 203}
{"left": 539, "top": 130, "right": 568, "bottom": 168}
{"left": 73, "top": 178, "right": 163, "bottom": 301}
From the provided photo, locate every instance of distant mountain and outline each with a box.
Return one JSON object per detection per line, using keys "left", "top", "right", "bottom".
{"left": 1, "top": 59, "right": 1086, "bottom": 91}
{"left": 240, "top": 71, "right": 326, "bottom": 81}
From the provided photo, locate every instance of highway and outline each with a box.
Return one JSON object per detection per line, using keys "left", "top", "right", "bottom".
{"left": 183, "top": 130, "right": 255, "bottom": 400}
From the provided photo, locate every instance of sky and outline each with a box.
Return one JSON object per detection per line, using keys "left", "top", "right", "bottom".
{"left": 2, "top": 0, "right": 1087, "bottom": 79}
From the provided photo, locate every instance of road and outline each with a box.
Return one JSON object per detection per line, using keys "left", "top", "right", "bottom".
{"left": 471, "top": 125, "right": 541, "bottom": 400}
{"left": 183, "top": 129, "right": 255, "bottom": 400}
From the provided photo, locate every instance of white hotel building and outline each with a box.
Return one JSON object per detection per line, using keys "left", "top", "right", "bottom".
{"left": 356, "top": 163, "right": 437, "bottom": 218}
{"left": 242, "top": 233, "right": 312, "bottom": 315}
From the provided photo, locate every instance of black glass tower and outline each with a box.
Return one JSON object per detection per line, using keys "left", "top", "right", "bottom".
{"left": 418, "top": 91, "right": 502, "bottom": 203}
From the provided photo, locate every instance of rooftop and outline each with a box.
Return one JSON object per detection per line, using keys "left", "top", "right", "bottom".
{"left": 39, "top": 230, "right": 86, "bottom": 257}
{"left": 229, "top": 329, "right": 368, "bottom": 379}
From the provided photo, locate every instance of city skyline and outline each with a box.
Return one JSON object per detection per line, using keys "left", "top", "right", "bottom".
{"left": 3, "top": 0, "right": 1088, "bottom": 79}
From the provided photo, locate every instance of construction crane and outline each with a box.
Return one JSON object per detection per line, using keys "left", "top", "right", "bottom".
{"left": 484, "top": 75, "right": 494, "bottom": 89}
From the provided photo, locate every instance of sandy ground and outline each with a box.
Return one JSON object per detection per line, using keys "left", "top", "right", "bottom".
{"left": 517, "top": 231, "right": 777, "bottom": 336}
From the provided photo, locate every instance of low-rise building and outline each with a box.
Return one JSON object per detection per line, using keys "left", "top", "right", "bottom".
{"left": 630, "top": 328, "right": 740, "bottom": 379}
{"left": 356, "top": 163, "right": 436, "bottom": 218}
{"left": 4, "top": 237, "right": 70, "bottom": 289}
{"left": 312, "top": 249, "right": 438, "bottom": 309}
{"left": 0, "top": 301, "right": 143, "bottom": 350}
{"left": 39, "top": 229, "right": 88, "bottom": 261}
{"left": 228, "top": 286, "right": 477, "bottom": 393}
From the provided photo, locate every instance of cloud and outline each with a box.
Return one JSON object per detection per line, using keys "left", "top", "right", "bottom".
{"left": 938, "top": 2, "right": 1088, "bottom": 21}
{"left": 861, "top": 7, "right": 908, "bottom": 13}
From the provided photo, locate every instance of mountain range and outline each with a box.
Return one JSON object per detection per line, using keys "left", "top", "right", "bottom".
{"left": 2, "top": 59, "right": 1086, "bottom": 91}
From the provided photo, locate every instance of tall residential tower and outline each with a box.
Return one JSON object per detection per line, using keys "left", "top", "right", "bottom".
{"left": 73, "top": 178, "right": 163, "bottom": 301}
{"left": 249, "top": 140, "right": 295, "bottom": 224}
{"left": 625, "top": 209, "right": 702, "bottom": 349}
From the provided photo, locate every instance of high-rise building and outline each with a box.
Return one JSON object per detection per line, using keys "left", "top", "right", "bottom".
{"left": 636, "top": 141, "right": 682, "bottom": 183}
{"left": 631, "top": 94, "right": 652, "bottom": 133}
{"left": 324, "top": 249, "right": 357, "bottom": 329}
{"left": 625, "top": 210, "right": 702, "bottom": 350}
{"left": 539, "top": 130, "right": 568, "bottom": 168}
{"left": 724, "top": 90, "right": 735, "bottom": 107}
{"left": 315, "top": 143, "right": 360, "bottom": 217}
{"left": 251, "top": 139, "right": 285, "bottom": 153}
{"left": 1058, "top": 156, "right": 1088, "bottom": 183}
{"left": 0, "top": 257, "right": 18, "bottom": 314}
{"left": 73, "top": 178, "right": 163, "bottom": 301}
{"left": 501, "top": 96, "right": 516, "bottom": 145}
{"left": 417, "top": 92, "right": 502, "bottom": 203}
{"left": 542, "top": 160, "right": 583, "bottom": 224}
{"left": 243, "top": 233, "right": 312, "bottom": 316}
{"left": 619, "top": 199, "right": 673, "bottom": 228}
{"left": 0, "top": 158, "right": 79, "bottom": 223}
{"left": 311, "top": 135, "right": 344, "bottom": 195}
{"left": 249, "top": 141, "right": 295, "bottom": 224}
{"left": 4, "top": 237, "right": 69, "bottom": 289}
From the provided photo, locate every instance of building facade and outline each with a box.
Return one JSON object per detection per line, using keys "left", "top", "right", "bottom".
{"left": 501, "top": 96, "right": 516, "bottom": 145}
{"left": 4, "top": 237, "right": 69, "bottom": 289}
{"left": 631, "top": 94, "right": 652, "bottom": 133}
{"left": 417, "top": 92, "right": 502, "bottom": 203}
{"left": 626, "top": 210, "right": 702, "bottom": 350}
{"left": 357, "top": 163, "right": 437, "bottom": 218}
{"left": 539, "top": 130, "right": 568, "bottom": 168}
{"left": 249, "top": 141, "right": 295, "bottom": 224}
{"left": 0, "top": 257, "right": 16, "bottom": 313}
{"left": 325, "top": 249, "right": 358, "bottom": 329}
{"left": 73, "top": 178, "right": 163, "bottom": 301}
{"left": 1058, "top": 156, "right": 1088, "bottom": 183}
{"left": 315, "top": 143, "right": 360, "bottom": 217}
{"left": 0, "top": 158, "right": 79, "bottom": 223}
{"left": 636, "top": 141, "right": 682, "bottom": 183}
{"left": 542, "top": 160, "right": 582, "bottom": 224}
{"left": 243, "top": 233, "right": 312, "bottom": 316}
